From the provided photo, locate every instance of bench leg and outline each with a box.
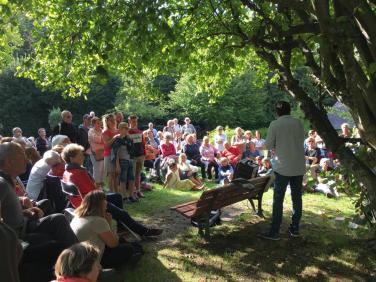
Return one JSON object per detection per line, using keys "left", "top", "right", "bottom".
{"left": 197, "top": 216, "right": 210, "bottom": 239}
{"left": 248, "top": 198, "right": 257, "bottom": 213}
{"left": 257, "top": 193, "right": 265, "bottom": 218}
{"left": 204, "top": 216, "right": 210, "bottom": 239}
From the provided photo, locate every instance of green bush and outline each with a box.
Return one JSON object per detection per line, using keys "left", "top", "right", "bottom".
{"left": 48, "top": 107, "right": 61, "bottom": 130}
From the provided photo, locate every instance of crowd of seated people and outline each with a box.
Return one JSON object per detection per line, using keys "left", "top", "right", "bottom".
{"left": 0, "top": 108, "right": 355, "bottom": 281}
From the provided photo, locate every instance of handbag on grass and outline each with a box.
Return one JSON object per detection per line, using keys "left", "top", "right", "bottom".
{"left": 92, "top": 148, "right": 104, "bottom": 161}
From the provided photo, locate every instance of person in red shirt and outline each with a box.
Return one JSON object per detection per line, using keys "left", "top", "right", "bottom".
{"left": 160, "top": 132, "right": 176, "bottom": 159}
{"left": 62, "top": 144, "right": 162, "bottom": 237}
{"left": 221, "top": 143, "right": 243, "bottom": 167}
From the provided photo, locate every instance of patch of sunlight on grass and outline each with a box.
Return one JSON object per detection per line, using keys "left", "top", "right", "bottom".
{"left": 120, "top": 180, "right": 375, "bottom": 282}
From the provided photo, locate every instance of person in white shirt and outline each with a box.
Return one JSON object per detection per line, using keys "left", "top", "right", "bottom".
{"left": 26, "top": 150, "right": 62, "bottom": 200}
{"left": 214, "top": 126, "right": 227, "bottom": 152}
{"left": 252, "top": 130, "right": 266, "bottom": 157}
{"left": 260, "top": 101, "right": 305, "bottom": 240}
{"left": 173, "top": 118, "right": 182, "bottom": 135}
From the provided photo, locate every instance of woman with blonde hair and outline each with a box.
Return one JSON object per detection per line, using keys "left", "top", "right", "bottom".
{"left": 70, "top": 190, "right": 143, "bottom": 269}
{"left": 102, "top": 114, "right": 119, "bottom": 192}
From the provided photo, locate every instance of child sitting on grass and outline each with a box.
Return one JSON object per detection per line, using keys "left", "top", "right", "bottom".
{"left": 112, "top": 122, "right": 138, "bottom": 202}
{"left": 258, "top": 158, "right": 273, "bottom": 177}
{"left": 178, "top": 153, "right": 203, "bottom": 187}
{"left": 164, "top": 159, "right": 204, "bottom": 191}
{"left": 218, "top": 157, "right": 234, "bottom": 185}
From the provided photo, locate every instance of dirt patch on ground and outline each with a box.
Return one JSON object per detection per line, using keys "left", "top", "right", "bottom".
{"left": 140, "top": 202, "right": 257, "bottom": 247}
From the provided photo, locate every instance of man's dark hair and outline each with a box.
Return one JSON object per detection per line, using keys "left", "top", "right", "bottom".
{"left": 275, "top": 101, "right": 291, "bottom": 116}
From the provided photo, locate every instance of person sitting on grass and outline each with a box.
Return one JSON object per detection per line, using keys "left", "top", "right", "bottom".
{"left": 221, "top": 142, "right": 243, "bottom": 167}
{"left": 258, "top": 158, "right": 273, "bottom": 177}
{"left": 218, "top": 157, "right": 234, "bottom": 185}
{"left": 182, "top": 134, "right": 207, "bottom": 179}
{"left": 255, "top": 156, "right": 264, "bottom": 174}
{"left": 70, "top": 190, "right": 143, "bottom": 270}
{"left": 164, "top": 159, "right": 204, "bottom": 191}
{"left": 313, "top": 158, "right": 339, "bottom": 198}
{"left": 62, "top": 143, "right": 163, "bottom": 237}
{"left": 112, "top": 122, "right": 138, "bottom": 202}
{"left": 243, "top": 141, "right": 260, "bottom": 161}
{"left": 160, "top": 132, "right": 177, "bottom": 160}
{"left": 53, "top": 242, "right": 101, "bottom": 282}
{"left": 178, "top": 153, "right": 203, "bottom": 187}
{"left": 200, "top": 136, "right": 219, "bottom": 181}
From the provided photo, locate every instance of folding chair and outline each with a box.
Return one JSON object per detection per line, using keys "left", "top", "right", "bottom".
{"left": 60, "top": 181, "right": 82, "bottom": 222}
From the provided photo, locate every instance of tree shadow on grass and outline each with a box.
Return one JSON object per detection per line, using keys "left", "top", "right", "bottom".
{"left": 116, "top": 248, "right": 184, "bottom": 282}
{"left": 173, "top": 210, "right": 375, "bottom": 281}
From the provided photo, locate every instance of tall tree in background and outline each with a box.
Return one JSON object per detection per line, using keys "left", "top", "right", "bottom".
{"left": 9, "top": 0, "right": 376, "bottom": 209}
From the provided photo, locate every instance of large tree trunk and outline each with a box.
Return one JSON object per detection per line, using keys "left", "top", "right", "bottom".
{"left": 285, "top": 75, "right": 376, "bottom": 212}
{"left": 257, "top": 49, "right": 376, "bottom": 212}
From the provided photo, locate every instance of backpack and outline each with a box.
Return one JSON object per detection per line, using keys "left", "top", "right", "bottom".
{"left": 233, "top": 159, "right": 258, "bottom": 180}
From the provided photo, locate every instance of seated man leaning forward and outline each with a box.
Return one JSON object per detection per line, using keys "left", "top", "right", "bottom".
{"left": 62, "top": 143, "right": 162, "bottom": 237}
{"left": 0, "top": 142, "right": 78, "bottom": 280}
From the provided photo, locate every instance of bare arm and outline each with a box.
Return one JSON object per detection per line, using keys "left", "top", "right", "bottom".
{"left": 163, "top": 172, "right": 173, "bottom": 188}
{"left": 98, "top": 231, "right": 119, "bottom": 248}
{"left": 103, "top": 133, "right": 119, "bottom": 147}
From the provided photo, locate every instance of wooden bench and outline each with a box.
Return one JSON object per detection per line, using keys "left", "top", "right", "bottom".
{"left": 171, "top": 176, "right": 273, "bottom": 238}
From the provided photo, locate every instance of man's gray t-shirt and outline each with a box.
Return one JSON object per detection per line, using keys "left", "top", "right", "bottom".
{"left": 0, "top": 175, "right": 24, "bottom": 236}
{"left": 266, "top": 115, "right": 305, "bottom": 176}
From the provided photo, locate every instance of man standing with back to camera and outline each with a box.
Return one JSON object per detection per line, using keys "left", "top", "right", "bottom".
{"left": 259, "top": 101, "right": 305, "bottom": 240}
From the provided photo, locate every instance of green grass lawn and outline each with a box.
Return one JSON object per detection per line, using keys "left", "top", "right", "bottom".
{"left": 113, "top": 184, "right": 376, "bottom": 282}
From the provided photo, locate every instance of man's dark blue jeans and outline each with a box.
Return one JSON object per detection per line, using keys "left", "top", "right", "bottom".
{"left": 270, "top": 172, "right": 303, "bottom": 235}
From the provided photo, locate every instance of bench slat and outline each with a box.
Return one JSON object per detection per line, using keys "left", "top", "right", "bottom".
{"left": 172, "top": 176, "right": 272, "bottom": 219}
{"left": 170, "top": 200, "right": 198, "bottom": 210}
{"left": 174, "top": 204, "right": 197, "bottom": 214}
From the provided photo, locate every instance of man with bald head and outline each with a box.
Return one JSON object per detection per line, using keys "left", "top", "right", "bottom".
{"left": 0, "top": 142, "right": 77, "bottom": 280}
{"left": 52, "top": 110, "right": 79, "bottom": 143}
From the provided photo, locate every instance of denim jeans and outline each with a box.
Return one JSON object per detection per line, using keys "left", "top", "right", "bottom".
{"left": 105, "top": 193, "right": 147, "bottom": 235}
{"left": 270, "top": 172, "right": 303, "bottom": 235}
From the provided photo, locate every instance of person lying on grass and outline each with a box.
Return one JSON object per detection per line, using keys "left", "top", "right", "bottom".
{"left": 163, "top": 159, "right": 204, "bottom": 191}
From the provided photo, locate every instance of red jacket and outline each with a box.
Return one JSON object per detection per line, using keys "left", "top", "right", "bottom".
{"left": 144, "top": 144, "right": 159, "bottom": 161}
{"left": 63, "top": 163, "right": 96, "bottom": 208}
{"left": 221, "top": 146, "right": 242, "bottom": 167}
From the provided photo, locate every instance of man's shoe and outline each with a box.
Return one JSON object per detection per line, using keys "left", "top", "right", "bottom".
{"left": 258, "top": 232, "right": 280, "bottom": 241}
{"left": 144, "top": 228, "right": 163, "bottom": 237}
{"left": 288, "top": 227, "right": 301, "bottom": 237}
